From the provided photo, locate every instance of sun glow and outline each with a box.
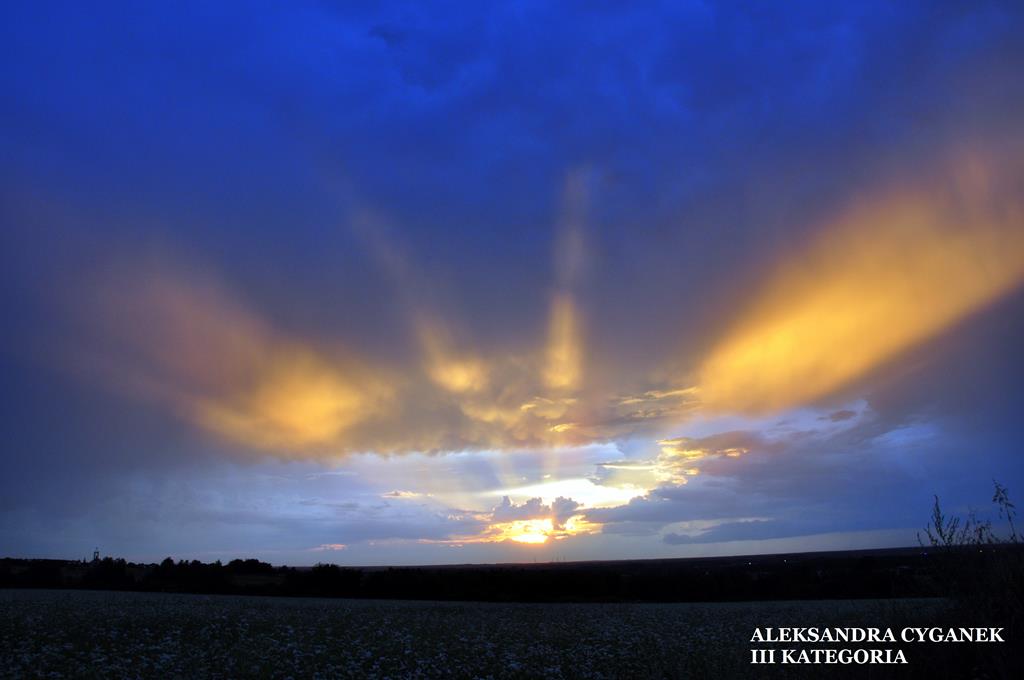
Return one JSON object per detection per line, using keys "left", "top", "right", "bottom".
{"left": 489, "top": 477, "right": 647, "bottom": 508}
{"left": 483, "top": 514, "right": 600, "bottom": 544}
{"left": 502, "top": 519, "right": 554, "bottom": 544}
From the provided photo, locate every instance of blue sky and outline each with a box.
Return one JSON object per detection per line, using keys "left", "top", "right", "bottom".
{"left": 2, "top": 1, "right": 1024, "bottom": 565}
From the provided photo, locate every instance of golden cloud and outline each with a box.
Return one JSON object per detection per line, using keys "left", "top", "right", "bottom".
{"left": 543, "top": 292, "right": 583, "bottom": 390}
{"left": 193, "top": 348, "right": 385, "bottom": 449}
{"left": 593, "top": 432, "right": 752, "bottom": 489}
{"left": 417, "top": 320, "right": 490, "bottom": 393}
{"left": 79, "top": 263, "right": 611, "bottom": 456}
{"left": 697, "top": 156, "right": 1024, "bottom": 414}
{"left": 73, "top": 156, "right": 1024, "bottom": 458}
{"left": 82, "top": 266, "right": 391, "bottom": 453}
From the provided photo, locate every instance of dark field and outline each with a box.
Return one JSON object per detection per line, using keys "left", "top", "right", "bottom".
{"left": 2, "top": 589, "right": 956, "bottom": 679}
{"left": 0, "top": 548, "right": 957, "bottom": 602}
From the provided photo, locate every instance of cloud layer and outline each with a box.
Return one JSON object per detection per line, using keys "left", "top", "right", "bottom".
{"left": 72, "top": 152, "right": 1024, "bottom": 461}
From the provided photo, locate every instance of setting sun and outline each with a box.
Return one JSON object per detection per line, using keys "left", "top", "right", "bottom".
{"left": 502, "top": 519, "right": 555, "bottom": 544}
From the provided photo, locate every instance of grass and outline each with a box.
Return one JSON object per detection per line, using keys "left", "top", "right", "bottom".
{"left": 1, "top": 589, "right": 955, "bottom": 679}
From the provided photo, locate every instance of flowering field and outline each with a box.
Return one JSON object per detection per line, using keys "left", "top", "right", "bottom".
{"left": 1, "top": 589, "right": 935, "bottom": 678}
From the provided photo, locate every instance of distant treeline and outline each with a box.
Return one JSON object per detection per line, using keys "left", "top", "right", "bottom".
{"left": 2, "top": 546, "right": 1018, "bottom": 602}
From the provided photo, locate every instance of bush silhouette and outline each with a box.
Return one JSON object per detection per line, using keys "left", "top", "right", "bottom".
{"left": 918, "top": 481, "right": 1023, "bottom": 678}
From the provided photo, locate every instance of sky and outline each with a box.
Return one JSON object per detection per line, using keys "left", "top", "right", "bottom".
{"left": 2, "top": 1, "right": 1024, "bottom": 566}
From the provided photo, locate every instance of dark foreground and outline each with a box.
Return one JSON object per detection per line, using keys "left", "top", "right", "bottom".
{"left": 0, "top": 547, "right": 985, "bottom": 602}
{"left": 0, "top": 589, "right": 1008, "bottom": 679}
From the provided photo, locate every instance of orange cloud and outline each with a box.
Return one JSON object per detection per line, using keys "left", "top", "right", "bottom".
{"left": 543, "top": 292, "right": 583, "bottom": 390}
{"left": 311, "top": 543, "right": 348, "bottom": 552}
{"left": 194, "top": 348, "right": 384, "bottom": 449}
{"left": 82, "top": 265, "right": 391, "bottom": 453}
{"left": 78, "top": 261, "right": 611, "bottom": 456}
{"left": 417, "top": 320, "right": 490, "bottom": 393}
{"left": 73, "top": 157, "right": 1023, "bottom": 459}
{"left": 697, "top": 156, "right": 1024, "bottom": 414}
